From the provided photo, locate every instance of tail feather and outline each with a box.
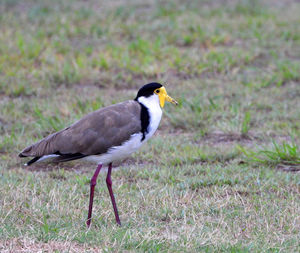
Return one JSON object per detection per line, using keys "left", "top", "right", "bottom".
{"left": 20, "top": 152, "right": 87, "bottom": 166}
{"left": 26, "top": 157, "right": 41, "bottom": 166}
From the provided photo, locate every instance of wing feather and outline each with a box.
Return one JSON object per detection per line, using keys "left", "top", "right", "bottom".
{"left": 19, "top": 100, "right": 142, "bottom": 159}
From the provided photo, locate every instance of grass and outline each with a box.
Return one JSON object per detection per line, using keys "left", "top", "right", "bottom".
{"left": 239, "top": 141, "right": 300, "bottom": 166}
{"left": 1, "top": 0, "right": 300, "bottom": 252}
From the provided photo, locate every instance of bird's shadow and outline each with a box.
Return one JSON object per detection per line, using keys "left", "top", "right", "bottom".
{"left": 11, "top": 161, "right": 91, "bottom": 173}
{"left": 12, "top": 157, "right": 140, "bottom": 173}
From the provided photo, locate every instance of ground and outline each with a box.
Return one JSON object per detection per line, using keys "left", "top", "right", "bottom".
{"left": 0, "top": 0, "right": 299, "bottom": 252}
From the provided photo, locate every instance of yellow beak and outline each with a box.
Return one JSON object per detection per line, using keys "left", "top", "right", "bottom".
{"left": 158, "top": 87, "right": 178, "bottom": 108}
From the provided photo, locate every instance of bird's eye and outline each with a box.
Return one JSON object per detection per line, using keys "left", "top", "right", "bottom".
{"left": 155, "top": 89, "right": 160, "bottom": 94}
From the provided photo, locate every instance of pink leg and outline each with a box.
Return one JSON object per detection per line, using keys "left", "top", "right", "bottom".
{"left": 86, "top": 164, "right": 102, "bottom": 227}
{"left": 106, "top": 163, "right": 121, "bottom": 225}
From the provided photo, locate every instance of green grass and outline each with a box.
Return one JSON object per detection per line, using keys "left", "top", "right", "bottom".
{"left": 239, "top": 141, "right": 300, "bottom": 166}
{"left": 1, "top": 0, "right": 300, "bottom": 252}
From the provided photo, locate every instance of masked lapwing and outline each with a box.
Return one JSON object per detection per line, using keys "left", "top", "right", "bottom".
{"left": 19, "top": 82, "right": 178, "bottom": 227}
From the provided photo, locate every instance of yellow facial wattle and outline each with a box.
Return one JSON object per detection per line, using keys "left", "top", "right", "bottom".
{"left": 154, "top": 87, "right": 178, "bottom": 108}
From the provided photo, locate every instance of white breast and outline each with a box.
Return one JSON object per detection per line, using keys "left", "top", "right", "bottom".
{"left": 138, "top": 94, "right": 162, "bottom": 141}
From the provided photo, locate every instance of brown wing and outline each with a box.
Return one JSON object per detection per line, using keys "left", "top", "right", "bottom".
{"left": 19, "top": 100, "right": 142, "bottom": 158}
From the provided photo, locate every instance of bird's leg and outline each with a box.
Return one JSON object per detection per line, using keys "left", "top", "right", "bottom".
{"left": 86, "top": 164, "right": 102, "bottom": 228}
{"left": 106, "top": 163, "right": 121, "bottom": 225}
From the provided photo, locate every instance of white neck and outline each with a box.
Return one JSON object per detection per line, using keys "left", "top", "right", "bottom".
{"left": 137, "top": 95, "right": 163, "bottom": 141}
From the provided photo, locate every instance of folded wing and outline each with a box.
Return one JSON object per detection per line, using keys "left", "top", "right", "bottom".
{"left": 19, "top": 100, "right": 142, "bottom": 163}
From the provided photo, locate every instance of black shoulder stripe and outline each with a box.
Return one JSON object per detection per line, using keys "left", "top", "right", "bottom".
{"left": 26, "top": 156, "right": 41, "bottom": 166}
{"left": 139, "top": 103, "right": 150, "bottom": 141}
{"left": 25, "top": 152, "right": 87, "bottom": 166}
{"left": 53, "top": 151, "right": 87, "bottom": 162}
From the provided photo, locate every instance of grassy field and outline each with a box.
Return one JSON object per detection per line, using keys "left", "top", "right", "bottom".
{"left": 1, "top": 0, "right": 300, "bottom": 252}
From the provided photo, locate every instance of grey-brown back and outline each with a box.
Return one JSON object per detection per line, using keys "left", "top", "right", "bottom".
{"left": 19, "top": 100, "right": 142, "bottom": 158}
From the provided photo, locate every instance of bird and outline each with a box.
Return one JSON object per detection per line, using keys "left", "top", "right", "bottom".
{"left": 19, "top": 82, "right": 178, "bottom": 227}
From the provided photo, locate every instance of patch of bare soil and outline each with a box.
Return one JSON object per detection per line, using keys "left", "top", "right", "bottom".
{"left": 0, "top": 238, "right": 100, "bottom": 253}
{"left": 163, "top": 68, "right": 200, "bottom": 81}
{"left": 97, "top": 68, "right": 157, "bottom": 90}
{"left": 276, "top": 164, "right": 300, "bottom": 172}
{"left": 201, "top": 131, "right": 258, "bottom": 145}
{"left": 95, "top": 67, "right": 202, "bottom": 91}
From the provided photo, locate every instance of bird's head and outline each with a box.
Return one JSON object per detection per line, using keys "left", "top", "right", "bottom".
{"left": 135, "top": 82, "right": 178, "bottom": 108}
